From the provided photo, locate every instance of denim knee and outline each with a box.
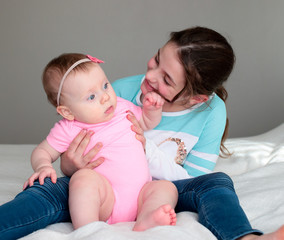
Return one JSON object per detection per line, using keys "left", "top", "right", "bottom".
{"left": 173, "top": 173, "right": 262, "bottom": 240}
{"left": 202, "top": 172, "right": 235, "bottom": 192}
{"left": 175, "top": 172, "right": 235, "bottom": 196}
{"left": 26, "top": 177, "right": 70, "bottom": 208}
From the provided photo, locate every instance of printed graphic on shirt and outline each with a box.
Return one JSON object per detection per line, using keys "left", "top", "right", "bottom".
{"left": 145, "top": 130, "right": 198, "bottom": 164}
{"left": 158, "top": 137, "right": 187, "bottom": 165}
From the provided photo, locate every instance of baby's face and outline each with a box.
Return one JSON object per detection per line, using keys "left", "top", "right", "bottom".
{"left": 61, "top": 63, "right": 117, "bottom": 124}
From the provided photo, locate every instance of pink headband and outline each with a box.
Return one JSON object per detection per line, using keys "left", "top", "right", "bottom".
{"left": 56, "top": 55, "right": 104, "bottom": 106}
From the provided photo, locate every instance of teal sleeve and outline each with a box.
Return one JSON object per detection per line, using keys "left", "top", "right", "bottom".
{"left": 184, "top": 98, "right": 227, "bottom": 177}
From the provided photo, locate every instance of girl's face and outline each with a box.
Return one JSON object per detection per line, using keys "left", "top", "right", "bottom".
{"left": 141, "top": 42, "right": 187, "bottom": 108}
{"left": 60, "top": 64, "right": 117, "bottom": 124}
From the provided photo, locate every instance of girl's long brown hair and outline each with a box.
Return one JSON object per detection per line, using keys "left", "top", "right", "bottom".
{"left": 169, "top": 27, "right": 235, "bottom": 157}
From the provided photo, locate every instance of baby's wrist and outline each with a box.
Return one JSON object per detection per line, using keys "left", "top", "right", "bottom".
{"left": 35, "top": 164, "right": 52, "bottom": 172}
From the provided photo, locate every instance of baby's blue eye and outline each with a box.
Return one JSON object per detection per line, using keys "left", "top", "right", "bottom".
{"left": 88, "top": 94, "right": 95, "bottom": 101}
{"left": 104, "top": 83, "right": 109, "bottom": 89}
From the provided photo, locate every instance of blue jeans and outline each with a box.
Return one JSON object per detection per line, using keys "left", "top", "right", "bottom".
{"left": 173, "top": 172, "right": 262, "bottom": 239}
{"left": 0, "top": 172, "right": 262, "bottom": 240}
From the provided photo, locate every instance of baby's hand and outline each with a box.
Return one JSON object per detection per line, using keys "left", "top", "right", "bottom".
{"left": 143, "top": 92, "right": 165, "bottom": 110}
{"left": 23, "top": 166, "right": 57, "bottom": 190}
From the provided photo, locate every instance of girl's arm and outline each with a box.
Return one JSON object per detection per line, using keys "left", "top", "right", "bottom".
{"left": 23, "top": 140, "right": 60, "bottom": 189}
{"left": 139, "top": 92, "right": 164, "bottom": 131}
{"left": 182, "top": 114, "right": 224, "bottom": 177}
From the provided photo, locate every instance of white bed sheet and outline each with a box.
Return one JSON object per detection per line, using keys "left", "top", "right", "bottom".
{"left": 0, "top": 123, "right": 284, "bottom": 240}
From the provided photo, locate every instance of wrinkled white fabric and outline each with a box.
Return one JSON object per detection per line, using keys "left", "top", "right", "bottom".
{"left": 0, "top": 123, "right": 283, "bottom": 240}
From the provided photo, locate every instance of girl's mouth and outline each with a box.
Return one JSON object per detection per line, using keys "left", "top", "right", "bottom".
{"left": 144, "top": 79, "right": 171, "bottom": 102}
{"left": 144, "top": 79, "right": 155, "bottom": 92}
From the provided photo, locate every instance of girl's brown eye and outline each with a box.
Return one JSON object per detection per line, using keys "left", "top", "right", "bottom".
{"left": 163, "top": 77, "right": 170, "bottom": 86}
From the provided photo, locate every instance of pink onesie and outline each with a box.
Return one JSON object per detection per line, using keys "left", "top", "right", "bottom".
{"left": 46, "top": 97, "right": 152, "bottom": 224}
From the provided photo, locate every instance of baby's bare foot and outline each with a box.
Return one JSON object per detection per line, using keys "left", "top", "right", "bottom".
{"left": 133, "top": 204, "right": 177, "bottom": 231}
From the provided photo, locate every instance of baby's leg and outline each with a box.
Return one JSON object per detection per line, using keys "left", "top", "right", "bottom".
{"left": 69, "top": 169, "right": 115, "bottom": 229}
{"left": 133, "top": 180, "right": 178, "bottom": 231}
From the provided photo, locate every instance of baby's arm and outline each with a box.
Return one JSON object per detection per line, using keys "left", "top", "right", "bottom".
{"left": 139, "top": 92, "right": 164, "bottom": 131}
{"left": 23, "top": 140, "right": 61, "bottom": 189}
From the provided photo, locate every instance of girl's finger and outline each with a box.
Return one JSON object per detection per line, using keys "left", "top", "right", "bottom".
{"left": 131, "top": 124, "right": 143, "bottom": 135}
{"left": 136, "top": 134, "right": 146, "bottom": 148}
{"left": 126, "top": 111, "right": 140, "bottom": 127}
{"left": 68, "top": 129, "right": 88, "bottom": 154}
{"left": 83, "top": 142, "right": 103, "bottom": 164}
{"left": 85, "top": 157, "right": 105, "bottom": 169}
{"left": 76, "top": 131, "right": 94, "bottom": 157}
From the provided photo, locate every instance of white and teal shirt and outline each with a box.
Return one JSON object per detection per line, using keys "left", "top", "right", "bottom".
{"left": 112, "top": 75, "right": 226, "bottom": 181}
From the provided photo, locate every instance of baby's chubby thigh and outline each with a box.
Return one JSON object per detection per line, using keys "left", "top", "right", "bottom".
{"left": 69, "top": 168, "right": 115, "bottom": 223}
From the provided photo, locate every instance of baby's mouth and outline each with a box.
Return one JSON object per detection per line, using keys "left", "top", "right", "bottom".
{"left": 105, "top": 106, "right": 114, "bottom": 114}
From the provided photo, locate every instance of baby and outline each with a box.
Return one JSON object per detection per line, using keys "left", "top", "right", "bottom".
{"left": 24, "top": 53, "right": 177, "bottom": 231}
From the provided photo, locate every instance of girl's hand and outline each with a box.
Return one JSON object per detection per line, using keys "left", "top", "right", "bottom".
{"left": 23, "top": 166, "right": 57, "bottom": 190}
{"left": 127, "top": 111, "right": 146, "bottom": 149}
{"left": 60, "top": 130, "right": 105, "bottom": 176}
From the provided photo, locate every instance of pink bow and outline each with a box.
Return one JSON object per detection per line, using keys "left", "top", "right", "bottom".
{"left": 86, "top": 54, "right": 104, "bottom": 63}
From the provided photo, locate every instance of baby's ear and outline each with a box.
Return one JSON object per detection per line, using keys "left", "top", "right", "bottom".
{"left": 56, "top": 105, "right": 74, "bottom": 121}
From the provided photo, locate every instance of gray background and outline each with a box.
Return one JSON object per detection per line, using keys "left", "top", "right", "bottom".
{"left": 0, "top": 0, "right": 283, "bottom": 144}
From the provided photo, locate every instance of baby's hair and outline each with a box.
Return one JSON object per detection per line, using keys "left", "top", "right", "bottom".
{"left": 42, "top": 53, "right": 93, "bottom": 107}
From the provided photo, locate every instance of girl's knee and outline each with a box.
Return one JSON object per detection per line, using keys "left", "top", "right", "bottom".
{"left": 210, "top": 172, "right": 234, "bottom": 187}
{"left": 198, "top": 172, "right": 235, "bottom": 193}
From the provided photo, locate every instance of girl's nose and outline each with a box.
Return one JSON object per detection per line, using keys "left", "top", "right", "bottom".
{"left": 145, "top": 68, "right": 159, "bottom": 84}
